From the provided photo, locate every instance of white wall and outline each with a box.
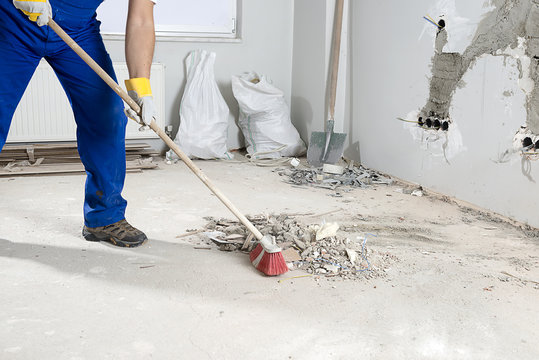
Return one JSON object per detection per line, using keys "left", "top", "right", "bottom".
{"left": 103, "top": 0, "right": 294, "bottom": 151}
{"left": 102, "top": 0, "right": 539, "bottom": 227}
{"left": 351, "top": 0, "right": 539, "bottom": 227}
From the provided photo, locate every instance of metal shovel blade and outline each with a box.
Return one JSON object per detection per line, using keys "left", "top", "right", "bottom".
{"left": 307, "top": 130, "right": 347, "bottom": 167}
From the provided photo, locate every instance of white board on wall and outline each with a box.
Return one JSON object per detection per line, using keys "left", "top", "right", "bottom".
{"left": 97, "top": 0, "right": 237, "bottom": 38}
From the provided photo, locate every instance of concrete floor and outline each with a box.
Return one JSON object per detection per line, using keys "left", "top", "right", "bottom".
{"left": 1, "top": 159, "right": 538, "bottom": 359}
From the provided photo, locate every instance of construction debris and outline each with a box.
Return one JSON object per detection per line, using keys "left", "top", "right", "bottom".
{"left": 394, "top": 186, "right": 425, "bottom": 197}
{"left": 276, "top": 164, "right": 392, "bottom": 190}
{"left": 314, "top": 222, "right": 339, "bottom": 240}
{"left": 189, "top": 214, "right": 398, "bottom": 280}
{"left": 322, "top": 163, "right": 344, "bottom": 175}
{"left": 0, "top": 142, "right": 159, "bottom": 176}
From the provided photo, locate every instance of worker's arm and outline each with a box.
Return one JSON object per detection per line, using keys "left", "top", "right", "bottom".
{"left": 13, "top": 0, "right": 52, "bottom": 26}
{"left": 125, "top": 0, "right": 155, "bottom": 78}
{"left": 124, "top": 0, "right": 156, "bottom": 126}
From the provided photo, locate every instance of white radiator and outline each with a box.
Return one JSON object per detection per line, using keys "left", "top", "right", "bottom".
{"left": 6, "top": 60, "right": 165, "bottom": 143}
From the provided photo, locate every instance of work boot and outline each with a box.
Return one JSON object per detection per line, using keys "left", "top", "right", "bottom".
{"left": 82, "top": 219, "right": 147, "bottom": 248}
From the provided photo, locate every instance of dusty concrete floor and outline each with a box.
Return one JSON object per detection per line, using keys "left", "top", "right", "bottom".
{"left": 0, "top": 159, "right": 538, "bottom": 359}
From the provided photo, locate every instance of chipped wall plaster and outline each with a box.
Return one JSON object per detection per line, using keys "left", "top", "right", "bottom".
{"left": 352, "top": 0, "right": 539, "bottom": 228}
{"left": 421, "top": 0, "right": 539, "bottom": 134}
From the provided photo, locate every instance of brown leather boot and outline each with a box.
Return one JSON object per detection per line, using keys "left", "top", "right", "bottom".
{"left": 83, "top": 219, "right": 147, "bottom": 248}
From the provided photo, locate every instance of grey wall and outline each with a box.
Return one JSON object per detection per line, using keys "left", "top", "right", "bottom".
{"left": 351, "top": 0, "right": 539, "bottom": 227}
{"left": 291, "top": 0, "right": 355, "bottom": 159}
{"left": 291, "top": 0, "right": 328, "bottom": 145}
{"left": 104, "top": 0, "right": 294, "bottom": 152}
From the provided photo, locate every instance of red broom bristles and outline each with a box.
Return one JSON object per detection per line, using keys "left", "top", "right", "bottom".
{"left": 249, "top": 243, "right": 264, "bottom": 263}
{"left": 250, "top": 238, "right": 289, "bottom": 276}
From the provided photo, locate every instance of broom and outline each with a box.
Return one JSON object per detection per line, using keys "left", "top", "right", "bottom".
{"left": 46, "top": 19, "right": 288, "bottom": 276}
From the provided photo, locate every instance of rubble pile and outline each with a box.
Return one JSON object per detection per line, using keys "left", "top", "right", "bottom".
{"left": 275, "top": 165, "right": 392, "bottom": 190}
{"left": 195, "top": 214, "right": 398, "bottom": 280}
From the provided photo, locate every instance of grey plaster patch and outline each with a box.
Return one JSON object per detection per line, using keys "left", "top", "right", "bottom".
{"left": 503, "top": 90, "right": 514, "bottom": 97}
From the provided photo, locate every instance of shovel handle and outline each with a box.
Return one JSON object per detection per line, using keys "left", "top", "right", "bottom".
{"left": 47, "top": 19, "right": 264, "bottom": 241}
{"left": 328, "top": 0, "right": 344, "bottom": 121}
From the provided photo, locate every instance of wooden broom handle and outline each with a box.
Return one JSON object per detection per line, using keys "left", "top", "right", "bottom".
{"left": 328, "top": 0, "right": 344, "bottom": 121}
{"left": 47, "top": 19, "right": 264, "bottom": 241}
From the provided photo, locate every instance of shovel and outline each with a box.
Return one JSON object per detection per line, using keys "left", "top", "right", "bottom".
{"left": 307, "top": 0, "right": 347, "bottom": 167}
{"left": 46, "top": 19, "right": 270, "bottom": 248}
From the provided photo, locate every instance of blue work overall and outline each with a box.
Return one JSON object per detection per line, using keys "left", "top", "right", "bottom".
{"left": 0, "top": 0, "right": 128, "bottom": 228}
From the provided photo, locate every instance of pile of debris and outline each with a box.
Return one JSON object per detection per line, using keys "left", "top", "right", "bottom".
{"left": 186, "top": 214, "right": 398, "bottom": 280}
{"left": 0, "top": 142, "right": 159, "bottom": 177}
{"left": 275, "top": 163, "right": 393, "bottom": 191}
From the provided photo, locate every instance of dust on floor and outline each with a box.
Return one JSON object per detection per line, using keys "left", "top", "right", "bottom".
{"left": 1, "top": 158, "right": 538, "bottom": 359}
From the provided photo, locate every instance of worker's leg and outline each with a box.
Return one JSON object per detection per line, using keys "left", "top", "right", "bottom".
{"left": 45, "top": 30, "right": 128, "bottom": 228}
{"left": 0, "top": 8, "right": 42, "bottom": 150}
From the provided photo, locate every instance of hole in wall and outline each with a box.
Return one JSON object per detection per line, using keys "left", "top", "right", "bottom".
{"left": 416, "top": 113, "right": 450, "bottom": 132}
{"left": 514, "top": 127, "right": 539, "bottom": 160}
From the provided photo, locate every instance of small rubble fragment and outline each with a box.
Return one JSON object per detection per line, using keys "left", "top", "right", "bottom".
{"left": 315, "top": 222, "right": 340, "bottom": 240}
{"left": 282, "top": 248, "right": 302, "bottom": 262}
{"left": 346, "top": 249, "right": 358, "bottom": 264}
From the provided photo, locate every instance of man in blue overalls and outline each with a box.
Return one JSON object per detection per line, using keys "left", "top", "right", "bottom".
{"left": 0, "top": 0, "right": 157, "bottom": 247}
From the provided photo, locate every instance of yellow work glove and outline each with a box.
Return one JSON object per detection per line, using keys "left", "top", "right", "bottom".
{"left": 13, "top": 0, "right": 52, "bottom": 27}
{"left": 124, "top": 77, "right": 156, "bottom": 129}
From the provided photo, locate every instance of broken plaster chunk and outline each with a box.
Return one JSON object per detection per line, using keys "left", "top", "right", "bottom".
{"left": 290, "top": 158, "right": 300, "bottom": 167}
{"left": 283, "top": 232, "right": 295, "bottom": 242}
{"left": 203, "top": 231, "right": 227, "bottom": 243}
{"left": 293, "top": 238, "right": 307, "bottom": 250}
{"left": 316, "top": 222, "right": 340, "bottom": 241}
{"left": 224, "top": 225, "right": 244, "bottom": 235}
{"left": 302, "top": 232, "right": 312, "bottom": 243}
{"left": 301, "top": 246, "right": 313, "bottom": 258}
{"left": 411, "top": 190, "right": 423, "bottom": 197}
{"left": 322, "top": 163, "right": 344, "bottom": 175}
{"left": 346, "top": 249, "right": 358, "bottom": 264}
{"left": 324, "top": 264, "right": 339, "bottom": 273}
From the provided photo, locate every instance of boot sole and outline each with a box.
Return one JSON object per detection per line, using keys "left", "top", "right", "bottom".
{"left": 82, "top": 228, "right": 148, "bottom": 248}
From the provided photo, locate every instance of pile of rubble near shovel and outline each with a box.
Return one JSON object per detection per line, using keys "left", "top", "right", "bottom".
{"left": 274, "top": 162, "right": 393, "bottom": 192}
{"left": 187, "top": 214, "right": 398, "bottom": 280}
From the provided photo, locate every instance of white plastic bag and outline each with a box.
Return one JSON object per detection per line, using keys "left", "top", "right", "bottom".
{"left": 231, "top": 72, "right": 306, "bottom": 159}
{"left": 168, "top": 50, "right": 233, "bottom": 160}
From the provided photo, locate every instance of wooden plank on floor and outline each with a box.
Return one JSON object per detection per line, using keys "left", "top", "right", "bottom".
{"left": 0, "top": 160, "right": 158, "bottom": 177}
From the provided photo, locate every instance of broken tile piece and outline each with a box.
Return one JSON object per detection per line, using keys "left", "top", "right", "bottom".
{"left": 282, "top": 248, "right": 302, "bottom": 262}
